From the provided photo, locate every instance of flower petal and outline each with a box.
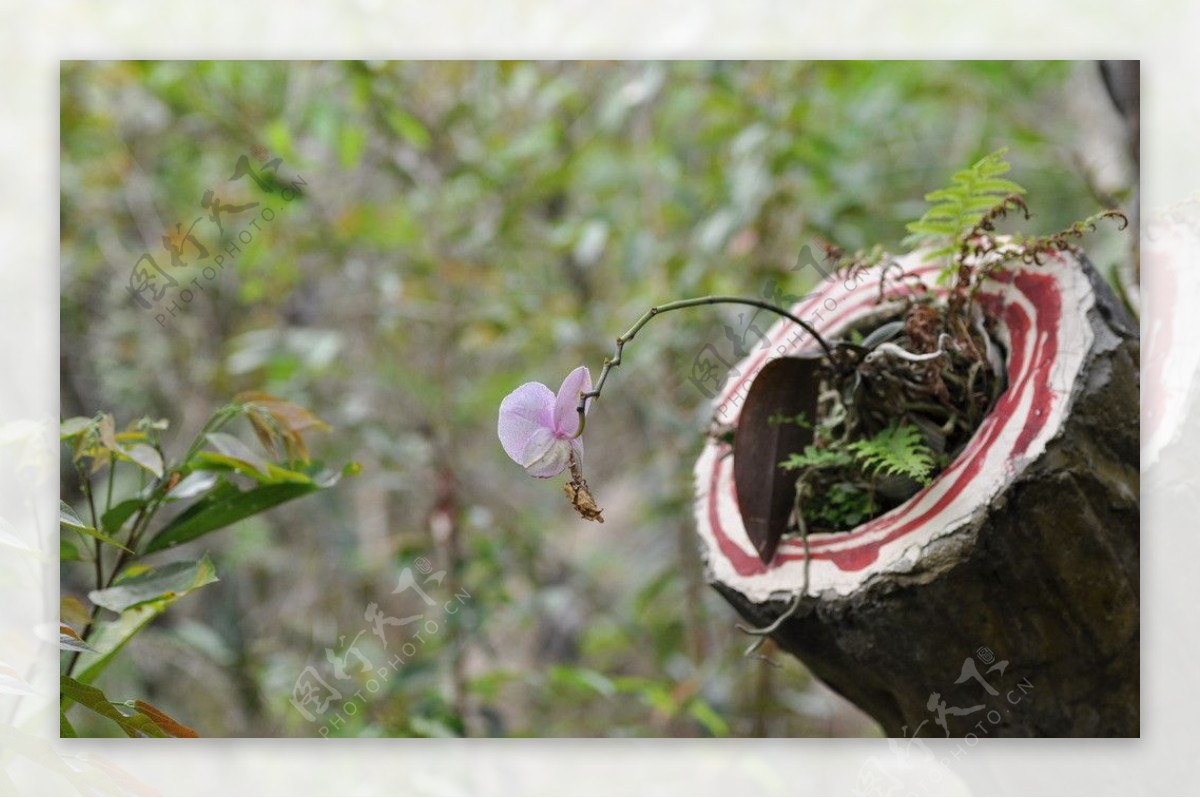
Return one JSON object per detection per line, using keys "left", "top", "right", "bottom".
{"left": 522, "top": 428, "right": 572, "bottom": 478}
{"left": 553, "top": 366, "right": 593, "bottom": 437}
{"left": 498, "top": 382, "right": 555, "bottom": 465}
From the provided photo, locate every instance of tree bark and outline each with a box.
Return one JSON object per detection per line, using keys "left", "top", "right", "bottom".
{"left": 694, "top": 250, "right": 1139, "bottom": 737}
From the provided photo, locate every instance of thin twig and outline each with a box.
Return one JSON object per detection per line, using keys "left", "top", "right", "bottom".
{"left": 81, "top": 471, "right": 103, "bottom": 593}
{"left": 66, "top": 467, "right": 103, "bottom": 679}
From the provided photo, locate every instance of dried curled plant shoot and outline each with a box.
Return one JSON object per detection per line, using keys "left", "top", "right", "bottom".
{"left": 565, "top": 452, "right": 605, "bottom": 523}
{"left": 1015, "top": 210, "right": 1129, "bottom": 265}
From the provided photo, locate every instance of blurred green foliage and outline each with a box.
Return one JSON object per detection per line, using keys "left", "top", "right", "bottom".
{"left": 60, "top": 60, "right": 1134, "bottom": 737}
{"left": 58, "top": 396, "right": 353, "bottom": 737}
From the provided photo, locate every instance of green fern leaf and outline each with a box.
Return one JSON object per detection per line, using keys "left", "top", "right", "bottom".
{"left": 846, "top": 424, "right": 935, "bottom": 485}
{"left": 780, "top": 445, "right": 852, "bottom": 472}
{"left": 903, "top": 148, "right": 1026, "bottom": 250}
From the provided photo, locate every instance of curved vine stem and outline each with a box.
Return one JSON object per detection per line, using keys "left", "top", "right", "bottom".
{"left": 573, "top": 296, "right": 835, "bottom": 438}
{"left": 737, "top": 477, "right": 815, "bottom": 662}
{"left": 736, "top": 524, "right": 810, "bottom": 660}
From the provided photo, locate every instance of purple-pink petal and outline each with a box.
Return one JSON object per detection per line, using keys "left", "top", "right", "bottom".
{"left": 521, "top": 428, "right": 572, "bottom": 478}
{"left": 553, "top": 366, "right": 592, "bottom": 437}
{"left": 497, "top": 381, "right": 555, "bottom": 465}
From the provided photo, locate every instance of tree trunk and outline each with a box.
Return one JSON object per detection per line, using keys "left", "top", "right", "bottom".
{"left": 693, "top": 250, "right": 1139, "bottom": 737}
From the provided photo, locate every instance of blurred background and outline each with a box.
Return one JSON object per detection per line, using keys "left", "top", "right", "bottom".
{"left": 59, "top": 60, "right": 1136, "bottom": 737}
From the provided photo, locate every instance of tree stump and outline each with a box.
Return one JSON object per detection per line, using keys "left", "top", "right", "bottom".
{"left": 693, "top": 250, "right": 1139, "bottom": 737}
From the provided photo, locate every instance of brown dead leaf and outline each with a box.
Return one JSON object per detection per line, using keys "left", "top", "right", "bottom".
{"left": 132, "top": 699, "right": 200, "bottom": 738}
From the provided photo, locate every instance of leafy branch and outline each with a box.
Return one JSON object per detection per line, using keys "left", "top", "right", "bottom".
{"left": 59, "top": 392, "right": 357, "bottom": 737}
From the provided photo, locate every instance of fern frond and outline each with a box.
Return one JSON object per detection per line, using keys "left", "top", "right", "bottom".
{"left": 903, "top": 148, "right": 1027, "bottom": 255}
{"left": 780, "top": 445, "right": 852, "bottom": 472}
{"left": 768, "top": 412, "right": 811, "bottom": 429}
{"left": 846, "top": 424, "right": 935, "bottom": 485}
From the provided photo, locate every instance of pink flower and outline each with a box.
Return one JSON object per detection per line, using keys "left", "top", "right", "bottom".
{"left": 498, "top": 366, "right": 592, "bottom": 478}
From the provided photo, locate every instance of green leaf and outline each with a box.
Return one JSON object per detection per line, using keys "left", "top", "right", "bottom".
{"left": 385, "top": 108, "right": 431, "bottom": 151}
{"left": 101, "top": 498, "right": 143, "bottom": 534}
{"left": 205, "top": 431, "right": 270, "bottom": 474}
{"left": 337, "top": 123, "right": 366, "bottom": 169}
{"left": 59, "top": 676, "right": 167, "bottom": 738}
{"left": 60, "top": 538, "right": 82, "bottom": 561}
{"left": 688, "top": 699, "right": 730, "bottom": 737}
{"left": 408, "top": 715, "right": 459, "bottom": 738}
{"left": 60, "top": 417, "right": 93, "bottom": 439}
{"left": 924, "top": 244, "right": 956, "bottom": 260}
{"left": 974, "top": 177, "right": 1026, "bottom": 195}
{"left": 466, "top": 669, "right": 520, "bottom": 702}
{"left": 60, "top": 501, "right": 133, "bottom": 553}
{"left": 74, "top": 559, "right": 221, "bottom": 685}
{"left": 60, "top": 710, "right": 78, "bottom": 738}
{"left": 73, "top": 604, "right": 159, "bottom": 685}
{"left": 120, "top": 443, "right": 164, "bottom": 478}
{"left": 142, "top": 481, "right": 318, "bottom": 554}
{"left": 780, "top": 445, "right": 852, "bottom": 472}
{"left": 59, "top": 501, "right": 88, "bottom": 531}
{"left": 88, "top": 557, "right": 218, "bottom": 613}
{"left": 151, "top": 461, "right": 350, "bottom": 554}
{"left": 189, "top": 451, "right": 313, "bottom": 485}
{"left": 166, "top": 470, "right": 219, "bottom": 500}
{"left": 548, "top": 665, "right": 616, "bottom": 697}
{"left": 923, "top": 188, "right": 963, "bottom": 203}
{"left": 905, "top": 222, "right": 951, "bottom": 237}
